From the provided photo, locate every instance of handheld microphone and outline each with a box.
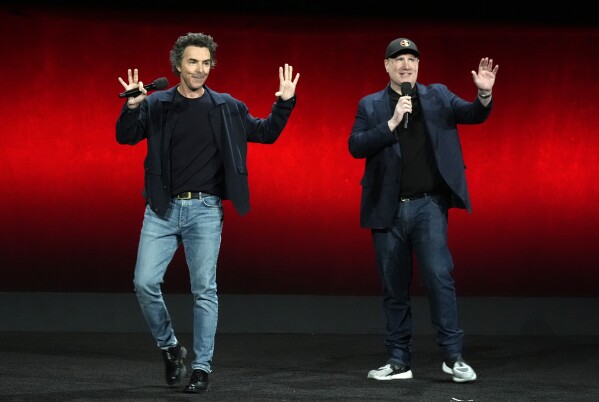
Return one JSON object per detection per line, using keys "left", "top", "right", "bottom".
{"left": 118, "top": 77, "right": 169, "bottom": 98}
{"left": 400, "top": 82, "right": 412, "bottom": 129}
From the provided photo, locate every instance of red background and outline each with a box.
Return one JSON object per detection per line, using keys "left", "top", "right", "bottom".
{"left": 1, "top": 3, "right": 598, "bottom": 296}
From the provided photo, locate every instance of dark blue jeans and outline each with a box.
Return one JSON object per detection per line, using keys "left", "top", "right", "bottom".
{"left": 372, "top": 194, "right": 463, "bottom": 367}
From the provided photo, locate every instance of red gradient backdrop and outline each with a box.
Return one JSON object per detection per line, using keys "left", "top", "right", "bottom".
{"left": 1, "top": 6, "right": 598, "bottom": 296}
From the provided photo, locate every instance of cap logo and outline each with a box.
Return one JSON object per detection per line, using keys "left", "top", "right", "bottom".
{"left": 400, "top": 39, "right": 411, "bottom": 48}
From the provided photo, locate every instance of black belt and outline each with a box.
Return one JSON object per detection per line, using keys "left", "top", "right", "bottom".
{"left": 400, "top": 192, "right": 437, "bottom": 202}
{"left": 175, "top": 192, "right": 209, "bottom": 200}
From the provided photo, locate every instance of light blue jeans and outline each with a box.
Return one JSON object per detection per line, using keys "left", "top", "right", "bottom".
{"left": 133, "top": 195, "right": 223, "bottom": 373}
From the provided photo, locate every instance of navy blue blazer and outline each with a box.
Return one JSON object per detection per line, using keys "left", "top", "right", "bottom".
{"left": 348, "top": 83, "right": 492, "bottom": 229}
{"left": 117, "top": 85, "right": 296, "bottom": 219}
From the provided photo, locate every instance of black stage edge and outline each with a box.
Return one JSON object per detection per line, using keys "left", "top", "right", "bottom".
{"left": 2, "top": 293, "right": 599, "bottom": 336}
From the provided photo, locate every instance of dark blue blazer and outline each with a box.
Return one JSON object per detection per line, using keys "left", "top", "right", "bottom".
{"left": 117, "top": 85, "right": 296, "bottom": 219}
{"left": 349, "top": 83, "right": 492, "bottom": 229}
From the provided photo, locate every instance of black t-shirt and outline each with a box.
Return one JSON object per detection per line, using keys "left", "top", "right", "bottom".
{"left": 388, "top": 86, "right": 448, "bottom": 198}
{"left": 170, "top": 90, "right": 225, "bottom": 197}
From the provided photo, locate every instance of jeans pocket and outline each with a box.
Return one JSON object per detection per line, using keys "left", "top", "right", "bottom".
{"left": 202, "top": 195, "right": 222, "bottom": 208}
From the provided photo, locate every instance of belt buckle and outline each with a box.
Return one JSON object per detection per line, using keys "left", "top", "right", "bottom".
{"left": 177, "top": 192, "right": 192, "bottom": 200}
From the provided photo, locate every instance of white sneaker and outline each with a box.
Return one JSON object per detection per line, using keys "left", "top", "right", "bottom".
{"left": 367, "top": 363, "right": 413, "bottom": 380}
{"left": 442, "top": 355, "right": 477, "bottom": 382}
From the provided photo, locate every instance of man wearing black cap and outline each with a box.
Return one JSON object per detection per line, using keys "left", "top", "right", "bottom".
{"left": 348, "top": 37, "right": 498, "bottom": 382}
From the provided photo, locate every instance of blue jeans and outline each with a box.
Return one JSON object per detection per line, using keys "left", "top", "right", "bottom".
{"left": 133, "top": 195, "right": 224, "bottom": 373}
{"left": 371, "top": 194, "right": 463, "bottom": 366}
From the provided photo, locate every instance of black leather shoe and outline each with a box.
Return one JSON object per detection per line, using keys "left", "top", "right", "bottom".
{"left": 162, "top": 343, "right": 187, "bottom": 385}
{"left": 183, "top": 369, "right": 209, "bottom": 393}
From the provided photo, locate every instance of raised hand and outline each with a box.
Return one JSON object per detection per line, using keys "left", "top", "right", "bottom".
{"left": 275, "top": 63, "right": 300, "bottom": 101}
{"left": 471, "top": 57, "right": 498, "bottom": 92}
{"left": 118, "top": 68, "right": 147, "bottom": 108}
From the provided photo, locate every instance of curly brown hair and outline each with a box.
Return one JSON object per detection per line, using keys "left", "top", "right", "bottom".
{"left": 169, "top": 32, "right": 217, "bottom": 77}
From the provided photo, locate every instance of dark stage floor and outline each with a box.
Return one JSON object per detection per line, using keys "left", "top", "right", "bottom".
{"left": 1, "top": 332, "right": 598, "bottom": 401}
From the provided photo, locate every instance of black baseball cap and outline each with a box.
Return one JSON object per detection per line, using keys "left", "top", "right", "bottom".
{"left": 386, "top": 38, "right": 420, "bottom": 58}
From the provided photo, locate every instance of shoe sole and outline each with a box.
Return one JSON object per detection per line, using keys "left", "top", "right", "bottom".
{"left": 367, "top": 370, "right": 413, "bottom": 380}
{"left": 183, "top": 385, "right": 209, "bottom": 393}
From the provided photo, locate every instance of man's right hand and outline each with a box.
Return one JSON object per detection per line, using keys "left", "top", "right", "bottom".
{"left": 118, "top": 68, "right": 147, "bottom": 109}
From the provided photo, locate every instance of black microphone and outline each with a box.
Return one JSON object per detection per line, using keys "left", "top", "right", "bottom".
{"left": 400, "top": 82, "right": 412, "bottom": 129}
{"left": 118, "top": 77, "right": 169, "bottom": 98}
